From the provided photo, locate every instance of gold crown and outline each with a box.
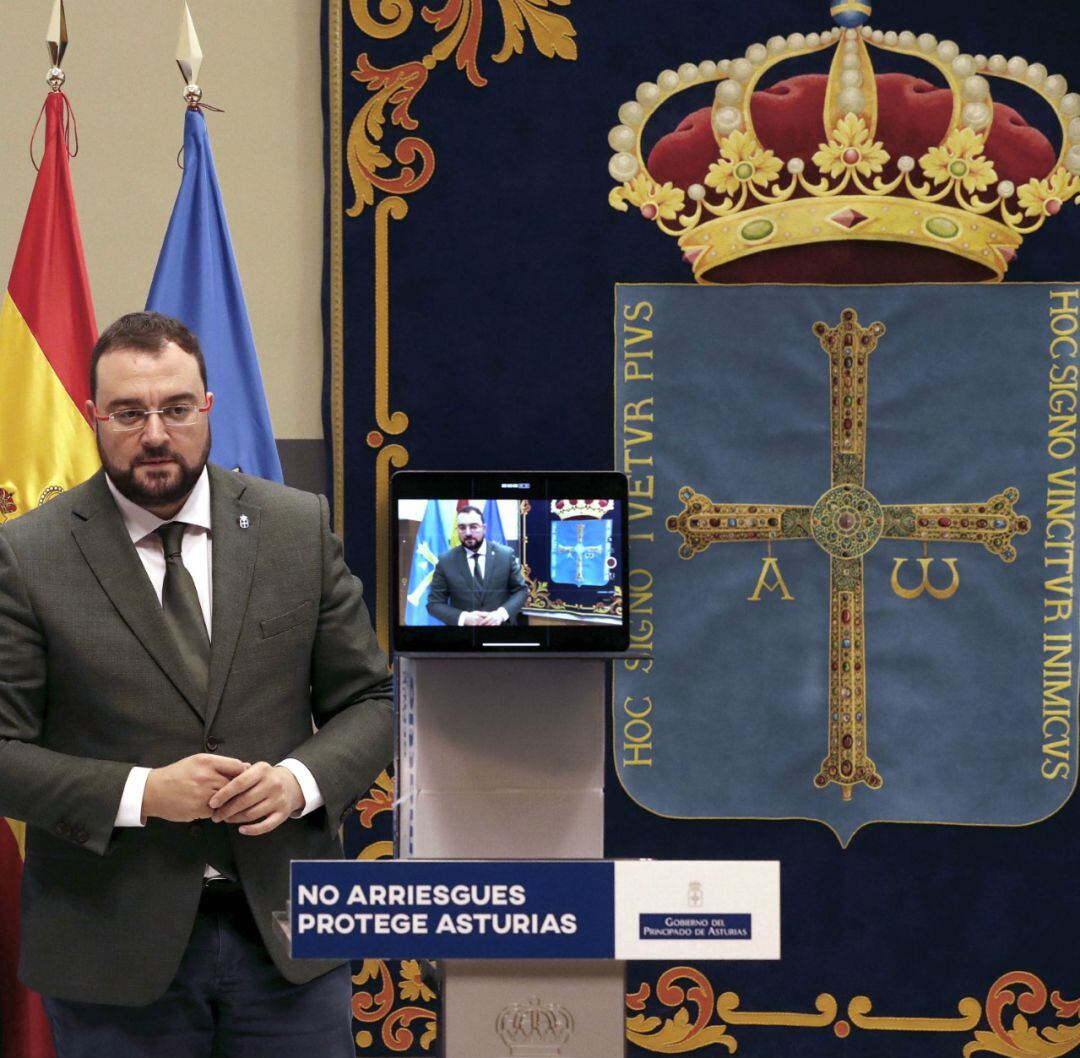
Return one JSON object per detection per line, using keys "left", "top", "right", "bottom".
{"left": 550, "top": 498, "right": 614, "bottom": 519}
{"left": 608, "top": 4, "right": 1080, "bottom": 281}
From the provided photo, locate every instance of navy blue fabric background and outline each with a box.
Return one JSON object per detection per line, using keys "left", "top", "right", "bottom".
{"left": 326, "top": 3, "right": 1080, "bottom": 1054}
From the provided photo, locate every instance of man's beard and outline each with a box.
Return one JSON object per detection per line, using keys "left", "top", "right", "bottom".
{"left": 98, "top": 431, "right": 211, "bottom": 511}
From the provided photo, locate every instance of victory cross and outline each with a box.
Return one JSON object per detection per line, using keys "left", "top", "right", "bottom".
{"left": 557, "top": 523, "right": 606, "bottom": 585}
{"left": 667, "top": 309, "right": 1031, "bottom": 799}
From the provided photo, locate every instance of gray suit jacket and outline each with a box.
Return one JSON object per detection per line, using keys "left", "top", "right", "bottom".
{"left": 426, "top": 541, "right": 528, "bottom": 626}
{"left": 0, "top": 464, "right": 392, "bottom": 1005}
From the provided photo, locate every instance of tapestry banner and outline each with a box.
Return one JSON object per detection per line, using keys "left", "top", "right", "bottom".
{"left": 325, "top": 1, "right": 1080, "bottom": 1053}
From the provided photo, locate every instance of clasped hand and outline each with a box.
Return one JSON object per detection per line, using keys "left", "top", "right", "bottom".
{"left": 142, "top": 754, "right": 304, "bottom": 836}
{"left": 461, "top": 610, "right": 506, "bottom": 627}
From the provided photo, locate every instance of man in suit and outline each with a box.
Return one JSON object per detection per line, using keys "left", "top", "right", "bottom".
{"left": 0, "top": 312, "right": 392, "bottom": 1057}
{"left": 427, "top": 505, "right": 528, "bottom": 626}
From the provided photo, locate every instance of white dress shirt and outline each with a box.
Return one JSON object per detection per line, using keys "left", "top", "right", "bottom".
{"left": 107, "top": 469, "right": 323, "bottom": 837}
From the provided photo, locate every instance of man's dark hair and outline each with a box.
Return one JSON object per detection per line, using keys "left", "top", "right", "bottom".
{"left": 89, "top": 312, "right": 207, "bottom": 398}
{"left": 457, "top": 505, "right": 485, "bottom": 521}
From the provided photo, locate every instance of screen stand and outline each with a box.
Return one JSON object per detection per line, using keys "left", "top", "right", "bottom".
{"left": 396, "top": 656, "right": 625, "bottom": 1057}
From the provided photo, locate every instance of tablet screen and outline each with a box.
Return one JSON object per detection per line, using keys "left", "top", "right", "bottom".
{"left": 392, "top": 471, "right": 629, "bottom": 653}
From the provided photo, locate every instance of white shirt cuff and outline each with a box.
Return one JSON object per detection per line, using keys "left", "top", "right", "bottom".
{"left": 495, "top": 606, "right": 509, "bottom": 624}
{"left": 457, "top": 612, "right": 467, "bottom": 626}
{"left": 114, "top": 766, "right": 152, "bottom": 827}
{"left": 278, "top": 758, "right": 325, "bottom": 818}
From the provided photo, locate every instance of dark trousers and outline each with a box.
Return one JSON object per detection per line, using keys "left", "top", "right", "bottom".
{"left": 42, "top": 887, "right": 353, "bottom": 1058}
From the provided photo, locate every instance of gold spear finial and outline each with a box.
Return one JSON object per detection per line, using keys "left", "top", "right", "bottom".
{"left": 176, "top": 3, "right": 204, "bottom": 105}
{"left": 45, "top": 0, "right": 67, "bottom": 91}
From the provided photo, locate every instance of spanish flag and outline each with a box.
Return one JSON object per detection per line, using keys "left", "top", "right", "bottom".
{"left": 0, "top": 821, "right": 51, "bottom": 1058}
{"left": 0, "top": 89, "right": 98, "bottom": 1058}
{"left": 0, "top": 90, "right": 98, "bottom": 523}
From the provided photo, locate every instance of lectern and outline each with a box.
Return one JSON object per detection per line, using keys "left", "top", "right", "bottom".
{"left": 396, "top": 655, "right": 625, "bottom": 1058}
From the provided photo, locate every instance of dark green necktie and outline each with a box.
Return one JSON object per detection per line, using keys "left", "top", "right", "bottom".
{"left": 156, "top": 522, "right": 235, "bottom": 879}
{"left": 156, "top": 521, "right": 210, "bottom": 691}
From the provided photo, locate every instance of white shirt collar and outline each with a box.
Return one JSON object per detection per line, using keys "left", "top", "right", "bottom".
{"left": 465, "top": 539, "right": 487, "bottom": 560}
{"left": 105, "top": 467, "right": 212, "bottom": 544}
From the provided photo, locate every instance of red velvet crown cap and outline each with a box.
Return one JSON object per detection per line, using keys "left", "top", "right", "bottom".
{"left": 647, "top": 73, "right": 1058, "bottom": 283}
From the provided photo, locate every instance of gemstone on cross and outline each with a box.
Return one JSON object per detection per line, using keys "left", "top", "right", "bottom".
{"left": 665, "top": 309, "right": 1031, "bottom": 800}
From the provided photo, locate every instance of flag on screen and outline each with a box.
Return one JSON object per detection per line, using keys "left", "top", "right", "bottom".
{"left": 0, "top": 87, "right": 92, "bottom": 1058}
{"left": 482, "top": 498, "right": 507, "bottom": 547}
{"left": 147, "top": 108, "right": 282, "bottom": 481}
{"left": 448, "top": 497, "right": 470, "bottom": 547}
{"left": 405, "top": 500, "right": 449, "bottom": 625}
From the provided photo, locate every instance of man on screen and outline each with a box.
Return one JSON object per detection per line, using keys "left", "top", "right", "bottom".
{"left": 427, "top": 505, "right": 528, "bottom": 626}
{"left": 0, "top": 312, "right": 391, "bottom": 1057}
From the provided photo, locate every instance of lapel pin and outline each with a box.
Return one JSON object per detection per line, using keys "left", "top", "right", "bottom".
{"left": 239, "top": 514, "right": 250, "bottom": 529}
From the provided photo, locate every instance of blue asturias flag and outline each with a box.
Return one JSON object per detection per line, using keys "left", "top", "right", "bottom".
{"left": 147, "top": 109, "right": 282, "bottom": 482}
{"left": 482, "top": 499, "right": 506, "bottom": 547}
{"left": 405, "top": 500, "right": 448, "bottom": 626}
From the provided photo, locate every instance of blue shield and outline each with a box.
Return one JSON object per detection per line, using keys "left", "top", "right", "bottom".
{"left": 551, "top": 520, "right": 613, "bottom": 587}
{"left": 614, "top": 284, "right": 1080, "bottom": 843}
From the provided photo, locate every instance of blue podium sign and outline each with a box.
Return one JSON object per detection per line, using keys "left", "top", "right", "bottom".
{"left": 290, "top": 860, "right": 615, "bottom": 960}
{"left": 290, "top": 859, "right": 780, "bottom": 960}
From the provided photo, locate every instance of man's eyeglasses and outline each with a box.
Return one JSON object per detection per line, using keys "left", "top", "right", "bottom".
{"left": 94, "top": 401, "right": 211, "bottom": 432}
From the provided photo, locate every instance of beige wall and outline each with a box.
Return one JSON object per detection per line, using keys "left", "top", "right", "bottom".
{"left": 0, "top": 1, "right": 324, "bottom": 439}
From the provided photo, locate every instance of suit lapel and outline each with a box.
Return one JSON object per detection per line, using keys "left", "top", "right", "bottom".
{"left": 483, "top": 541, "right": 498, "bottom": 591}
{"left": 456, "top": 546, "right": 474, "bottom": 597}
{"left": 70, "top": 470, "right": 207, "bottom": 720}
{"left": 477, "top": 544, "right": 501, "bottom": 607}
{"left": 205, "top": 466, "right": 261, "bottom": 732}
{"left": 479, "top": 544, "right": 495, "bottom": 600}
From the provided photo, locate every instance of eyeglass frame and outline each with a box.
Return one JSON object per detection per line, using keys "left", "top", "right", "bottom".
{"left": 92, "top": 398, "right": 212, "bottom": 432}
